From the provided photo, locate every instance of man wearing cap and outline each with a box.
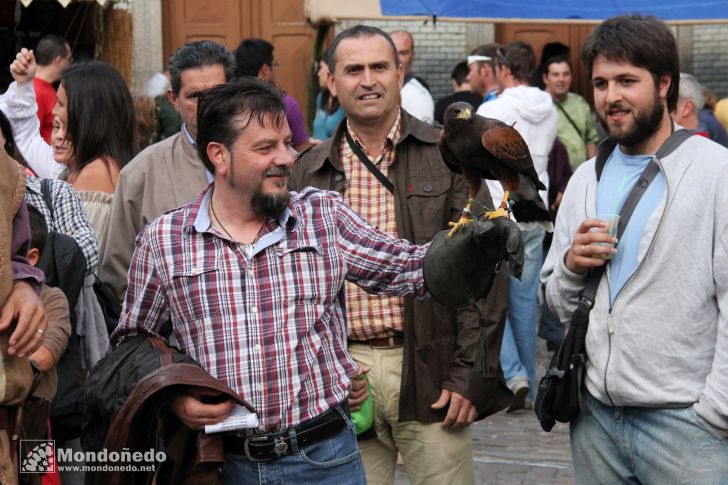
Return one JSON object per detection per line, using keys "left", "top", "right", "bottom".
{"left": 467, "top": 44, "right": 500, "bottom": 105}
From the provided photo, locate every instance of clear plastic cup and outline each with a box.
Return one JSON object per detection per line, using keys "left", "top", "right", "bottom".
{"left": 592, "top": 213, "right": 619, "bottom": 260}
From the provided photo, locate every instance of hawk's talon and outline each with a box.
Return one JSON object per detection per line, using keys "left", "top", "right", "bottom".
{"left": 485, "top": 208, "right": 509, "bottom": 220}
{"left": 447, "top": 217, "right": 473, "bottom": 238}
{"left": 484, "top": 190, "right": 512, "bottom": 220}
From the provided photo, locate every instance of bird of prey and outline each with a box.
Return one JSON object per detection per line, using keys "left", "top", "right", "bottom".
{"left": 439, "top": 101, "right": 552, "bottom": 237}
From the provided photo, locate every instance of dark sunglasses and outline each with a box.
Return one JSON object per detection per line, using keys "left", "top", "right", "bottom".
{"left": 496, "top": 47, "right": 509, "bottom": 66}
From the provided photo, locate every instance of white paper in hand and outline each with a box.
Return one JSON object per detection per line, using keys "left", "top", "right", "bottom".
{"left": 204, "top": 405, "right": 259, "bottom": 434}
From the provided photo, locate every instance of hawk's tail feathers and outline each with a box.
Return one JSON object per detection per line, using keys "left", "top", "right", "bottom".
{"left": 516, "top": 220, "right": 554, "bottom": 232}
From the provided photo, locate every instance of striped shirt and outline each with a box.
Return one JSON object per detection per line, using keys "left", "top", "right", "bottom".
{"left": 340, "top": 114, "right": 406, "bottom": 340}
{"left": 110, "top": 186, "right": 428, "bottom": 431}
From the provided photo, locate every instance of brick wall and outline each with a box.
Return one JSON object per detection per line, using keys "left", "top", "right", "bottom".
{"left": 337, "top": 19, "right": 728, "bottom": 102}
{"left": 693, "top": 24, "right": 728, "bottom": 100}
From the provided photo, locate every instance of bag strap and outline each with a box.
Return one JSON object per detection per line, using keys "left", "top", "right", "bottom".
{"left": 344, "top": 128, "right": 395, "bottom": 194}
{"left": 555, "top": 102, "right": 585, "bottom": 142}
{"left": 577, "top": 128, "right": 693, "bottom": 310}
{"left": 40, "top": 178, "right": 55, "bottom": 223}
{"left": 577, "top": 161, "right": 657, "bottom": 306}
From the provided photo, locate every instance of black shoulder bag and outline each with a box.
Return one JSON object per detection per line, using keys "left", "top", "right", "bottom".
{"left": 534, "top": 129, "right": 692, "bottom": 432}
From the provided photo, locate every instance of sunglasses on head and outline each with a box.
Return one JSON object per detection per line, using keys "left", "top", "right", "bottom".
{"left": 496, "top": 48, "right": 509, "bottom": 66}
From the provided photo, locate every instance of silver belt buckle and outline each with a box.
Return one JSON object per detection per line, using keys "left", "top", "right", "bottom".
{"left": 243, "top": 436, "right": 270, "bottom": 462}
{"left": 243, "top": 435, "right": 290, "bottom": 462}
{"left": 273, "top": 436, "right": 289, "bottom": 457}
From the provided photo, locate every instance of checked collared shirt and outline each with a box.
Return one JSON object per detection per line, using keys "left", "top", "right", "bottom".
{"left": 24, "top": 176, "right": 99, "bottom": 274}
{"left": 340, "top": 113, "right": 406, "bottom": 340}
{"left": 111, "top": 185, "right": 428, "bottom": 431}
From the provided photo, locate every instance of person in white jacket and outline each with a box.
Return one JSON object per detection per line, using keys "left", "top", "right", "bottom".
{"left": 477, "top": 40, "right": 557, "bottom": 411}
{"left": 391, "top": 30, "right": 434, "bottom": 124}
{"left": 542, "top": 14, "right": 728, "bottom": 484}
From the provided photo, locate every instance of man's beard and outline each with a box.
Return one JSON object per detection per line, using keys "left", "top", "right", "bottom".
{"left": 599, "top": 89, "right": 664, "bottom": 149}
{"left": 251, "top": 189, "right": 289, "bottom": 219}
{"left": 227, "top": 155, "right": 291, "bottom": 219}
{"left": 250, "top": 165, "right": 290, "bottom": 219}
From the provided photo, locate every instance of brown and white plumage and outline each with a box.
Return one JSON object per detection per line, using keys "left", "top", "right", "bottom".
{"left": 439, "top": 101, "right": 551, "bottom": 234}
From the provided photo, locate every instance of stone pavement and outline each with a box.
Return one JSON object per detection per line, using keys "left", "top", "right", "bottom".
{"left": 395, "top": 339, "right": 573, "bottom": 484}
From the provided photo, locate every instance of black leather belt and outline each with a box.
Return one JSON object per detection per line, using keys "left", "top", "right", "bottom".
{"left": 224, "top": 405, "right": 347, "bottom": 462}
{"left": 349, "top": 332, "right": 404, "bottom": 348}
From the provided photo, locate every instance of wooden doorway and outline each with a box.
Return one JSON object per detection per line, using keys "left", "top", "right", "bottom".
{"left": 496, "top": 23, "right": 595, "bottom": 103}
{"left": 162, "top": 0, "right": 316, "bottom": 120}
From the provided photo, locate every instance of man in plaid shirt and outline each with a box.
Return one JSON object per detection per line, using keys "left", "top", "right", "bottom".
{"left": 110, "top": 76, "right": 512, "bottom": 484}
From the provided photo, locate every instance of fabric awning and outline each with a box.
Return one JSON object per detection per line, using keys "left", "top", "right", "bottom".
{"left": 306, "top": 0, "right": 728, "bottom": 24}
{"left": 20, "top": 0, "right": 113, "bottom": 7}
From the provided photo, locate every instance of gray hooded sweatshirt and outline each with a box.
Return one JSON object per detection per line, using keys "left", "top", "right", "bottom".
{"left": 542, "top": 133, "right": 728, "bottom": 436}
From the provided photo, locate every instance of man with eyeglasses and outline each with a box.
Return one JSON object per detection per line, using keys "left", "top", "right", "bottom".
{"left": 477, "top": 41, "right": 557, "bottom": 412}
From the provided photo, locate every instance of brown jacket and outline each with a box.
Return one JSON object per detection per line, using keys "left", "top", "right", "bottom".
{"left": 100, "top": 131, "right": 208, "bottom": 302}
{"left": 0, "top": 156, "right": 26, "bottom": 305}
{"left": 0, "top": 156, "right": 33, "bottom": 485}
{"left": 89, "top": 337, "right": 252, "bottom": 485}
{"left": 290, "top": 110, "right": 511, "bottom": 422}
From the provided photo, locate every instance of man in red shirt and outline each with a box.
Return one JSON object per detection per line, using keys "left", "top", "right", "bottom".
{"left": 33, "top": 35, "right": 71, "bottom": 143}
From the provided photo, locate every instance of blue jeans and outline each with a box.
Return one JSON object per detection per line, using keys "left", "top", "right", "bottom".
{"left": 222, "top": 406, "right": 366, "bottom": 485}
{"left": 538, "top": 293, "right": 565, "bottom": 342}
{"left": 500, "top": 227, "right": 545, "bottom": 401}
{"left": 571, "top": 391, "right": 728, "bottom": 484}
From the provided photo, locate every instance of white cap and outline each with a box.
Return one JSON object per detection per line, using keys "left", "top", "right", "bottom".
{"left": 467, "top": 55, "right": 492, "bottom": 65}
{"left": 143, "top": 72, "right": 170, "bottom": 97}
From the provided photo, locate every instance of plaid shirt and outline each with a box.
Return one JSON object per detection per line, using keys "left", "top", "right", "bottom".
{"left": 24, "top": 176, "right": 100, "bottom": 274}
{"left": 110, "top": 186, "right": 428, "bottom": 431}
{"left": 340, "top": 114, "right": 406, "bottom": 340}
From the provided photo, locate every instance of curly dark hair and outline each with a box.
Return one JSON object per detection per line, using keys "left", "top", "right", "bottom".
{"left": 581, "top": 14, "right": 679, "bottom": 112}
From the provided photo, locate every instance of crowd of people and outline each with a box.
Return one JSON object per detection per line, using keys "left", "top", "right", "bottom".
{"left": 0, "top": 12, "right": 725, "bottom": 485}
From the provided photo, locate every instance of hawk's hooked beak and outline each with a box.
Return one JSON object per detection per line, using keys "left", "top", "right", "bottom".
{"left": 456, "top": 108, "right": 472, "bottom": 120}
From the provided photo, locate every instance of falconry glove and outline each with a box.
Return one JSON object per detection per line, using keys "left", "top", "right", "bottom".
{"left": 423, "top": 216, "right": 523, "bottom": 308}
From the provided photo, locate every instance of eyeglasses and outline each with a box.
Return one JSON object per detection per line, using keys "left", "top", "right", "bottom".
{"left": 496, "top": 48, "right": 509, "bottom": 67}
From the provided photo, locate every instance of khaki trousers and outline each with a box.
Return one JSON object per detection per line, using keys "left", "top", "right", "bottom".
{"left": 348, "top": 344, "right": 475, "bottom": 485}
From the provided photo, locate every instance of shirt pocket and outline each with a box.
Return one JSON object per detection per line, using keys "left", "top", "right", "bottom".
{"left": 169, "top": 260, "right": 222, "bottom": 322}
{"left": 405, "top": 176, "right": 451, "bottom": 243}
{"left": 275, "top": 243, "right": 341, "bottom": 306}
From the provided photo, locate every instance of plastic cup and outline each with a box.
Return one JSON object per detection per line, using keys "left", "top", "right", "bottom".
{"left": 592, "top": 213, "right": 619, "bottom": 259}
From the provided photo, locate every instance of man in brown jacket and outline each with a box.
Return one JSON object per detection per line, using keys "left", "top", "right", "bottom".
{"left": 0, "top": 148, "right": 48, "bottom": 485}
{"left": 290, "top": 25, "right": 511, "bottom": 485}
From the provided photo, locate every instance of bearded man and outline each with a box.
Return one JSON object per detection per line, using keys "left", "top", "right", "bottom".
{"left": 542, "top": 14, "right": 728, "bottom": 484}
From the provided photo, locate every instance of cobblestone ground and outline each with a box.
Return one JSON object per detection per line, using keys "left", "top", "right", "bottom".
{"left": 395, "top": 339, "right": 573, "bottom": 484}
